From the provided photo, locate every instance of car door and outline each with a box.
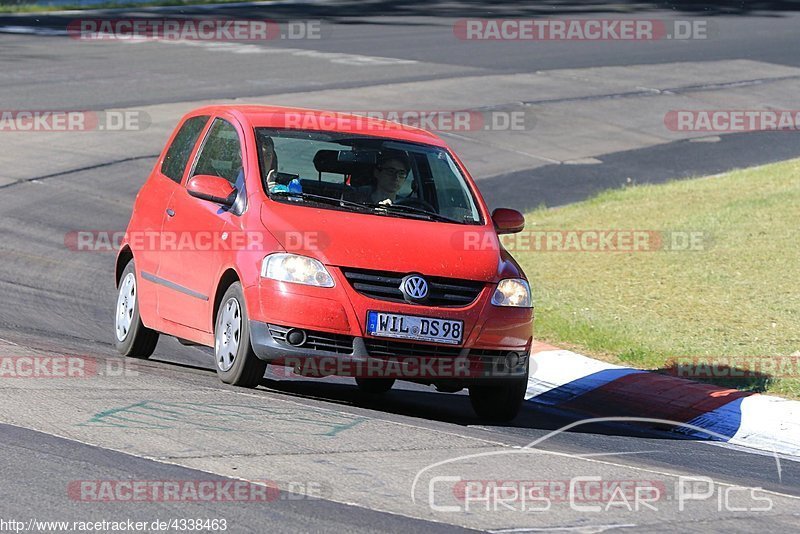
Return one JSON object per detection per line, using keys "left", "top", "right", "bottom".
{"left": 134, "top": 114, "right": 210, "bottom": 310}
{"left": 155, "top": 117, "right": 246, "bottom": 332}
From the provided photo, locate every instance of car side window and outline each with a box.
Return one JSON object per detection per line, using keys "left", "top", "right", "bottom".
{"left": 426, "top": 152, "right": 476, "bottom": 220}
{"left": 161, "top": 116, "right": 210, "bottom": 183}
{"left": 192, "top": 119, "right": 243, "bottom": 185}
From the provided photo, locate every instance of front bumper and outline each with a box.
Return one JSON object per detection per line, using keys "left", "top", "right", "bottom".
{"left": 244, "top": 273, "right": 534, "bottom": 352}
{"left": 249, "top": 320, "right": 529, "bottom": 386}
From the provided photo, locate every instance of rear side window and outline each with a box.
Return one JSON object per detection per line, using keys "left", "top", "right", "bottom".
{"left": 161, "top": 115, "right": 210, "bottom": 183}
{"left": 192, "top": 119, "right": 243, "bottom": 185}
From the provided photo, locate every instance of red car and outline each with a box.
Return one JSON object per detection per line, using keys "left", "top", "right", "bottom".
{"left": 114, "top": 105, "right": 533, "bottom": 421}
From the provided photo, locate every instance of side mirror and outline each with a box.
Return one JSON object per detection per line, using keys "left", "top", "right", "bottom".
{"left": 491, "top": 208, "right": 525, "bottom": 234}
{"left": 187, "top": 174, "right": 236, "bottom": 207}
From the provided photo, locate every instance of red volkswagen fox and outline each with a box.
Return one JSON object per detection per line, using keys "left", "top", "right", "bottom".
{"left": 115, "top": 105, "right": 533, "bottom": 421}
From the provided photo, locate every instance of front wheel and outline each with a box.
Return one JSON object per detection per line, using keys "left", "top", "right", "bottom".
{"left": 468, "top": 378, "right": 527, "bottom": 422}
{"left": 115, "top": 260, "right": 159, "bottom": 358}
{"left": 214, "top": 282, "right": 266, "bottom": 388}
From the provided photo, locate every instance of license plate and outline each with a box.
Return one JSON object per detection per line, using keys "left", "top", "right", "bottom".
{"left": 367, "top": 311, "right": 463, "bottom": 345}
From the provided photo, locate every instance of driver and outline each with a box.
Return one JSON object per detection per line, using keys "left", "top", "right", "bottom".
{"left": 259, "top": 134, "right": 280, "bottom": 191}
{"left": 368, "top": 151, "right": 410, "bottom": 204}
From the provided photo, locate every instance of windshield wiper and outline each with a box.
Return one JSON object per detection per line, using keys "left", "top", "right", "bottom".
{"left": 367, "top": 202, "right": 463, "bottom": 224}
{"left": 270, "top": 191, "right": 373, "bottom": 213}
{"left": 271, "top": 190, "right": 465, "bottom": 223}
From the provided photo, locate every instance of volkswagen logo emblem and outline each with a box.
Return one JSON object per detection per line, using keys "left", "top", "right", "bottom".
{"left": 400, "top": 274, "right": 429, "bottom": 302}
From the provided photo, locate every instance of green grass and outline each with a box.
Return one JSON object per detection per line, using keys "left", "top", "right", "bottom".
{"left": 515, "top": 159, "right": 800, "bottom": 397}
{"left": 0, "top": 0, "right": 270, "bottom": 13}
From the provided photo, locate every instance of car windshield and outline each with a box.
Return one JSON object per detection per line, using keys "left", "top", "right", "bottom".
{"left": 256, "top": 128, "right": 482, "bottom": 224}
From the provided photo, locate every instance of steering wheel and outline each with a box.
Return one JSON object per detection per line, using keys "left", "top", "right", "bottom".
{"left": 396, "top": 196, "right": 436, "bottom": 212}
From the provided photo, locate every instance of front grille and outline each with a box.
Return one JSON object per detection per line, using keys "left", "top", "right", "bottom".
{"left": 341, "top": 268, "right": 484, "bottom": 307}
{"left": 268, "top": 324, "right": 354, "bottom": 354}
{"left": 364, "top": 338, "right": 463, "bottom": 358}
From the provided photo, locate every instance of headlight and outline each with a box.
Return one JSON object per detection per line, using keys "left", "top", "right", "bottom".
{"left": 261, "top": 253, "right": 334, "bottom": 288}
{"left": 491, "top": 278, "right": 532, "bottom": 308}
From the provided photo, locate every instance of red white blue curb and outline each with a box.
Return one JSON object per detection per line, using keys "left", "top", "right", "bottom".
{"left": 526, "top": 343, "right": 800, "bottom": 458}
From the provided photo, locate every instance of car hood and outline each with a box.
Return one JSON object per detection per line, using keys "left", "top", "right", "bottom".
{"left": 260, "top": 201, "right": 506, "bottom": 281}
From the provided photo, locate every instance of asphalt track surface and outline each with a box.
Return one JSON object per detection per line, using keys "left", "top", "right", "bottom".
{"left": 1, "top": 1, "right": 800, "bottom": 532}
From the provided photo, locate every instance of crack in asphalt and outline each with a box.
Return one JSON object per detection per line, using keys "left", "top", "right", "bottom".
{"left": 0, "top": 154, "right": 158, "bottom": 190}
{"left": 462, "top": 74, "right": 800, "bottom": 111}
{"left": 165, "top": 443, "right": 496, "bottom": 461}
{"left": 0, "top": 321, "right": 111, "bottom": 348}
{"left": 0, "top": 275, "right": 96, "bottom": 300}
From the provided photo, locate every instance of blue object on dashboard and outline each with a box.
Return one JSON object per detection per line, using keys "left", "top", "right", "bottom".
{"left": 288, "top": 178, "right": 303, "bottom": 194}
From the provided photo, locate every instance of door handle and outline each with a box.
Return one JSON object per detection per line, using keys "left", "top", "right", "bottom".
{"left": 166, "top": 208, "right": 175, "bottom": 217}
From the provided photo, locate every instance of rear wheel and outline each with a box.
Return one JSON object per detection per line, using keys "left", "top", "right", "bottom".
{"left": 115, "top": 260, "right": 159, "bottom": 358}
{"left": 214, "top": 282, "right": 266, "bottom": 388}
{"left": 468, "top": 378, "right": 527, "bottom": 422}
{"left": 355, "top": 377, "right": 395, "bottom": 394}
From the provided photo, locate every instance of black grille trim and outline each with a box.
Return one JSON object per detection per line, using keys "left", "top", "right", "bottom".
{"left": 364, "top": 338, "right": 463, "bottom": 358}
{"left": 341, "top": 268, "right": 484, "bottom": 307}
{"left": 468, "top": 348, "right": 516, "bottom": 364}
{"left": 268, "top": 324, "right": 355, "bottom": 354}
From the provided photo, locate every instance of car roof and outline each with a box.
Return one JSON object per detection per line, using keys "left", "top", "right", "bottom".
{"left": 188, "top": 105, "right": 450, "bottom": 148}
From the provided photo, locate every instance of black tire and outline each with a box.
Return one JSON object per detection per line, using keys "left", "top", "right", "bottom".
{"left": 468, "top": 378, "right": 527, "bottom": 422}
{"left": 214, "top": 282, "right": 266, "bottom": 388}
{"left": 115, "top": 260, "right": 159, "bottom": 358}
{"left": 355, "top": 377, "right": 395, "bottom": 394}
